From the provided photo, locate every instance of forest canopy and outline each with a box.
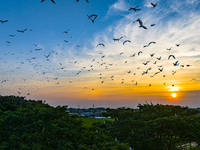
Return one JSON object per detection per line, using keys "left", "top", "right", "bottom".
{"left": 0, "top": 95, "right": 200, "bottom": 150}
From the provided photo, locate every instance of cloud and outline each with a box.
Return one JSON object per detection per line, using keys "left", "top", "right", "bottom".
{"left": 80, "top": 0, "right": 200, "bottom": 87}
{"left": 105, "top": 0, "right": 129, "bottom": 18}
{"left": 109, "top": 0, "right": 128, "bottom": 11}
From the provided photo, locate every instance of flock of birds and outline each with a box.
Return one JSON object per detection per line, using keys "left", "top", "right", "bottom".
{"left": 0, "top": 1, "right": 197, "bottom": 98}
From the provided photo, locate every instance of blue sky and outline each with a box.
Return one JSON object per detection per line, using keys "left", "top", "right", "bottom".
{"left": 1, "top": 0, "right": 200, "bottom": 108}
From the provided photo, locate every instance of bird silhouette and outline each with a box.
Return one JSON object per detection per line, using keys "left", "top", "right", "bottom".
{"left": 148, "top": 41, "right": 156, "bottom": 46}
{"left": 150, "top": 53, "right": 155, "bottom": 57}
{"left": 168, "top": 55, "right": 175, "bottom": 60}
{"left": 151, "top": 2, "right": 158, "bottom": 8}
{"left": 143, "top": 61, "right": 150, "bottom": 65}
{"left": 138, "top": 51, "right": 143, "bottom": 55}
{"left": 158, "top": 68, "right": 164, "bottom": 72}
{"left": 41, "top": 0, "right": 56, "bottom": 4}
{"left": 173, "top": 61, "right": 179, "bottom": 66}
{"left": 63, "top": 30, "right": 70, "bottom": 34}
{"left": 97, "top": 43, "right": 105, "bottom": 47}
{"left": 64, "top": 40, "right": 68, "bottom": 43}
{"left": 9, "top": 35, "right": 15, "bottom": 37}
{"left": 176, "top": 44, "right": 180, "bottom": 47}
{"left": 87, "top": 14, "right": 98, "bottom": 23}
{"left": 128, "top": 6, "right": 141, "bottom": 11}
{"left": 143, "top": 45, "right": 148, "bottom": 48}
{"left": 151, "top": 24, "right": 156, "bottom": 27}
{"left": 133, "top": 18, "right": 147, "bottom": 29}
{"left": 130, "top": 53, "right": 136, "bottom": 57}
{"left": 157, "top": 56, "right": 161, "bottom": 60}
{"left": 17, "top": 28, "right": 27, "bottom": 33}
{"left": 113, "top": 36, "right": 123, "bottom": 42}
{"left": 123, "top": 40, "right": 131, "bottom": 45}
{"left": 167, "top": 47, "right": 172, "bottom": 50}
{"left": 0, "top": 20, "right": 8, "bottom": 23}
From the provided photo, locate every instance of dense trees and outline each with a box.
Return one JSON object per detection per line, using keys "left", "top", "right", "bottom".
{"left": 0, "top": 96, "right": 200, "bottom": 149}
{"left": 102, "top": 104, "right": 200, "bottom": 150}
{"left": 0, "top": 96, "right": 129, "bottom": 150}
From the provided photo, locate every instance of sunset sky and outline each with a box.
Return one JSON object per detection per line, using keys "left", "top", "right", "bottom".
{"left": 0, "top": 0, "right": 200, "bottom": 108}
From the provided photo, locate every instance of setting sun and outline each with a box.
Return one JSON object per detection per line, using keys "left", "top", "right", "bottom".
{"left": 171, "top": 93, "right": 177, "bottom": 98}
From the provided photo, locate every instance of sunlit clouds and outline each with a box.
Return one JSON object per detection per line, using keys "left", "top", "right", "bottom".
{"left": 0, "top": 0, "right": 200, "bottom": 108}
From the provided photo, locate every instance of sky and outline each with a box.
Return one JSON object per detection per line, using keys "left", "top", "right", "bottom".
{"left": 0, "top": 0, "right": 200, "bottom": 108}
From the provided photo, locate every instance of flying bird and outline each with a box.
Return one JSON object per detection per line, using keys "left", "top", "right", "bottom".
{"left": 150, "top": 53, "right": 155, "bottom": 57}
{"left": 173, "top": 61, "right": 179, "bottom": 66}
{"left": 167, "top": 47, "right": 172, "bottom": 50}
{"left": 143, "top": 61, "right": 150, "bottom": 65}
{"left": 134, "top": 18, "right": 147, "bottom": 29}
{"left": 41, "top": 0, "right": 56, "bottom": 4}
{"left": 63, "top": 30, "right": 70, "bottom": 34}
{"left": 168, "top": 55, "right": 175, "bottom": 60}
{"left": 64, "top": 40, "right": 68, "bottom": 43}
{"left": 17, "top": 28, "right": 27, "bottom": 33}
{"left": 158, "top": 68, "right": 164, "bottom": 72}
{"left": 157, "top": 56, "right": 161, "bottom": 60}
{"left": 151, "top": 2, "right": 158, "bottom": 8}
{"left": 148, "top": 41, "right": 156, "bottom": 46}
{"left": 113, "top": 36, "right": 123, "bottom": 42}
{"left": 151, "top": 24, "right": 156, "bottom": 27}
{"left": 123, "top": 40, "right": 131, "bottom": 45}
{"left": 176, "top": 44, "right": 180, "bottom": 47}
{"left": 138, "top": 51, "right": 143, "bottom": 55}
{"left": 9, "top": 35, "right": 15, "bottom": 37}
{"left": 0, "top": 20, "right": 8, "bottom": 23}
{"left": 87, "top": 14, "right": 98, "bottom": 23}
{"left": 143, "top": 45, "right": 148, "bottom": 48}
{"left": 97, "top": 43, "right": 105, "bottom": 47}
{"left": 128, "top": 6, "right": 141, "bottom": 11}
{"left": 130, "top": 53, "right": 136, "bottom": 57}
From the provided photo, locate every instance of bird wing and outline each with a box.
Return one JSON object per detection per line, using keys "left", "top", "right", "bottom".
{"left": 41, "top": 0, "right": 45, "bottom": 3}
{"left": 86, "top": 0, "right": 89, "bottom": 3}
{"left": 137, "top": 18, "right": 143, "bottom": 26}
{"left": 51, "top": 0, "right": 56, "bottom": 4}
{"left": 123, "top": 40, "right": 131, "bottom": 45}
{"left": 135, "top": 5, "right": 139, "bottom": 8}
{"left": 3, "top": 20, "right": 8, "bottom": 23}
{"left": 128, "top": 8, "right": 133, "bottom": 11}
{"left": 151, "top": 3, "right": 155, "bottom": 7}
{"left": 142, "top": 25, "right": 147, "bottom": 29}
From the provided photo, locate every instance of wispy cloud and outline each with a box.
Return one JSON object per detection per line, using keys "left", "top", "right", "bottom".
{"left": 109, "top": 0, "right": 128, "bottom": 11}
{"left": 80, "top": 0, "right": 200, "bottom": 86}
{"left": 105, "top": 0, "right": 129, "bottom": 18}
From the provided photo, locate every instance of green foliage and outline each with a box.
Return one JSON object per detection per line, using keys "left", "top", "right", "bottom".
{"left": 101, "top": 104, "right": 200, "bottom": 150}
{"left": 0, "top": 96, "right": 130, "bottom": 149}
{"left": 1, "top": 96, "right": 199, "bottom": 150}
{"left": 81, "top": 118, "right": 114, "bottom": 127}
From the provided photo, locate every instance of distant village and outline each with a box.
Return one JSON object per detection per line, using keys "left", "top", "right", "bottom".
{"left": 67, "top": 105, "right": 200, "bottom": 118}
{"left": 66, "top": 106, "right": 109, "bottom": 118}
